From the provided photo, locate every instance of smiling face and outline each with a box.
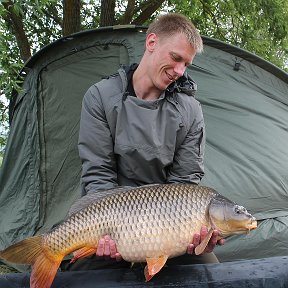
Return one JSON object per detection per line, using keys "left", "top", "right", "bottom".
{"left": 145, "top": 32, "right": 197, "bottom": 92}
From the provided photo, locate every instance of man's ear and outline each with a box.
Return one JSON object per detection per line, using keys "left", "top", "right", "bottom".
{"left": 146, "top": 33, "right": 157, "bottom": 52}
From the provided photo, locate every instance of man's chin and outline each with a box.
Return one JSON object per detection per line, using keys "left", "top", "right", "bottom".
{"left": 158, "top": 80, "right": 171, "bottom": 90}
{"left": 154, "top": 77, "right": 171, "bottom": 91}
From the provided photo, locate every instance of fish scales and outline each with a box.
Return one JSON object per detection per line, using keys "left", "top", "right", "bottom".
{"left": 43, "top": 184, "right": 217, "bottom": 262}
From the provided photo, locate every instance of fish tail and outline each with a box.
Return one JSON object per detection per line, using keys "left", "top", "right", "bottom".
{"left": 0, "top": 235, "right": 63, "bottom": 288}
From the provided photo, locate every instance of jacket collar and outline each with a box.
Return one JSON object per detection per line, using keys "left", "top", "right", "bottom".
{"left": 166, "top": 72, "right": 197, "bottom": 97}
{"left": 119, "top": 64, "right": 197, "bottom": 98}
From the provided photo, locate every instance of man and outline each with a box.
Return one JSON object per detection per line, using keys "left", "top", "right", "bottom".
{"left": 72, "top": 13, "right": 223, "bottom": 270}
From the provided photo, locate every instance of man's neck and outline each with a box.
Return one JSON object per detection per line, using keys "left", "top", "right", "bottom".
{"left": 132, "top": 65, "right": 162, "bottom": 100}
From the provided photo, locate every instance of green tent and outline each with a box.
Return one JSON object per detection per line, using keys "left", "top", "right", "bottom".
{"left": 0, "top": 26, "right": 287, "bottom": 266}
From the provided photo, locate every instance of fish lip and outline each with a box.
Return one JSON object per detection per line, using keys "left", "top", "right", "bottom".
{"left": 243, "top": 218, "right": 258, "bottom": 232}
{"left": 217, "top": 219, "right": 257, "bottom": 236}
{"left": 247, "top": 220, "right": 257, "bottom": 231}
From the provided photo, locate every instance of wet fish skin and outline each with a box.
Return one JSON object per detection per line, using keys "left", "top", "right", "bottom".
{"left": 44, "top": 184, "right": 215, "bottom": 261}
{"left": 0, "top": 183, "right": 257, "bottom": 288}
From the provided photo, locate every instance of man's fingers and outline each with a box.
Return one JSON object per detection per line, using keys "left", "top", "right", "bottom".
{"left": 188, "top": 227, "right": 225, "bottom": 256}
{"left": 200, "top": 226, "right": 208, "bottom": 241}
{"left": 115, "top": 252, "right": 123, "bottom": 262}
{"left": 103, "top": 236, "right": 111, "bottom": 256}
{"left": 96, "top": 235, "right": 122, "bottom": 261}
{"left": 110, "top": 240, "right": 123, "bottom": 261}
{"left": 109, "top": 240, "right": 117, "bottom": 258}
{"left": 205, "top": 230, "right": 219, "bottom": 253}
{"left": 210, "top": 230, "right": 219, "bottom": 245}
{"left": 193, "top": 233, "right": 200, "bottom": 247}
{"left": 187, "top": 243, "right": 194, "bottom": 255}
{"left": 96, "top": 238, "right": 105, "bottom": 256}
{"left": 217, "top": 238, "right": 225, "bottom": 246}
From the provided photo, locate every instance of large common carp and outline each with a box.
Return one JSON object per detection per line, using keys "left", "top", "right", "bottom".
{"left": 0, "top": 183, "right": 257, "bottom": 288}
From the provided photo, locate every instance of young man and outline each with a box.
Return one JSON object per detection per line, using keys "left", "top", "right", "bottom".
{"left": 73, "top": 13, "right": 223, "bottom": 269}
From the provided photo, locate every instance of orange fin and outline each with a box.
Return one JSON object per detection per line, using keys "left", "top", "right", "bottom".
{"left": 0, "top": 235, "right": 63, "bottom": 288}
{"left": 31, "top": 253, "right": 62, "bottom": 288}
{"left": 70, "top": 247, "right": 97, "bottom": 263}
{"left": 194, "top": 228, "right": 214, "bottom": 255}
{"left": 0, "top": 236, "right": 43, "bottom": 264}
{"left": 144, "top": 255, "right": 168, "bottom": 282}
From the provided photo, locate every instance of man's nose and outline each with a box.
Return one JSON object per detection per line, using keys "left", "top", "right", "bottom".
{"left": 174, "top": 63, "right": 186, "bottom": 77}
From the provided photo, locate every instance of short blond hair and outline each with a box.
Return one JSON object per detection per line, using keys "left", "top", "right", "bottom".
{"left": 147, "top": 13, "right": 203, "bottom": 53}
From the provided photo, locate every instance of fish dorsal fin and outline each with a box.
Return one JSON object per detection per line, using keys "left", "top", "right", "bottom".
{"left": 69, "top": 186, "right": 133, "bottom": 216}
{"left": 194, "top": 228, "right": 214, "bottom": 255}
{"left": 144, "top": 255, "right": 168, "bottom": 281}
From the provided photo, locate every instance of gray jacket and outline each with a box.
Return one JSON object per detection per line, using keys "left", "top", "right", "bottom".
{"left": 78, "top": 66, "right": 205, "bottom": 195}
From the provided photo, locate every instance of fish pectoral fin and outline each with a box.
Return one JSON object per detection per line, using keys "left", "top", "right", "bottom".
{"left": 70, "top": 247, "right": 97, "bottom": 263}
{"left": 194, "top": 228, "right": 214, "bottom": 255}
{"left": 144, "top": 255, "right": 168, "bottom": 282}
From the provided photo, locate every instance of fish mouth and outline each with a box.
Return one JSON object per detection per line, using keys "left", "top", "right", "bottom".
{"left": 247, "top": 219, "right": 257, "bottom": 231}
{"left": 221, "top": 218, "right": 258, "bottom": 236}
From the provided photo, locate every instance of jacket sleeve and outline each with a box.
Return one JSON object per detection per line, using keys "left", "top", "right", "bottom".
{"left": 78, "top": 84, "right": 118, "bottom": 195}
{"left": 166, "top": 101, "right": 205, "bottom": 184}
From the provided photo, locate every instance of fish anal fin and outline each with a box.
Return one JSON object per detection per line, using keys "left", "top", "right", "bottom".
{"left": 70, "top": 247, "right": 97, "bottom": 263}
{"left": 194, "top": 228, "right": 214, "bottom": 255}
{"left": 144, "top": 255, "right": 168, "bottom": 282}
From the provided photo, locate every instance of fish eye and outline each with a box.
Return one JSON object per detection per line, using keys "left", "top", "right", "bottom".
{"left": 234, "top": 207, "right": 241, "bottom": 214}
{"left": 234, "top": 205, "right": 244, "bottom": 215}
{"left": 233, "top": 205, "right": 248, "bottom": 216}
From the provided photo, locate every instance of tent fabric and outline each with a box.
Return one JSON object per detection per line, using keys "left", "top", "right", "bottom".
{"left": 0, "top": 26, "right": 288, "bottom": 267}
{"left": 1, "top": 256, "right": 288, "bottom": 287}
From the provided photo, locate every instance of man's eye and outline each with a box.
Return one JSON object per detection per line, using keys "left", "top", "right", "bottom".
{"left": 171, "top": 54, "right": 180, "bottom": 61}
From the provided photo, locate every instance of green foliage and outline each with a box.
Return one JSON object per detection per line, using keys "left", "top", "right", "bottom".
{"left": 172, "top": 0, "right": 288, "bottom": 71}
{"left": 0, "top": 116, "right": 8, "bottom": 163}
{"left": 0, "top": 0, "right": 63, "bottom": 157}
{"left": 0, "top": 91, "right": 9, "bottom": 160}
{"left": 0, "top": 15, "right": 22, "bottom": 158}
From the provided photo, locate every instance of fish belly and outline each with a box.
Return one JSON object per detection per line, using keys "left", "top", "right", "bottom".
{"left": 114, "top": 220, "right": 204, "bottom": 262}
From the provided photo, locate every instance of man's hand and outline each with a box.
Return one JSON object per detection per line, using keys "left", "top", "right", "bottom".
{"left": 187, "top": 226, "right": 225, "bottom": 255}
{"left": 96, "top": 235, "right": 122, "bottom": 261}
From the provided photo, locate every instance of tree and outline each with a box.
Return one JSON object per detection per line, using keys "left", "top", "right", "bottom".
{"left": 172, "top": 0, "right": 288, "bottom": 70}
{"left": 0, "top": 0, "right": 287, "bottom": 158}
